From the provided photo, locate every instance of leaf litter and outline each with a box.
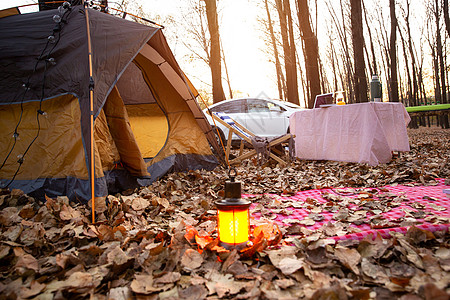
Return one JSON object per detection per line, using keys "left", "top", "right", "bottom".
{"left": 0, "top": 128, "right": 448, "bottom": 299}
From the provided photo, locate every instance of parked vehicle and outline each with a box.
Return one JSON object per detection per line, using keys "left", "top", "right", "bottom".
{"left": 203, "top": 98, "right": 305, "bottom": 144}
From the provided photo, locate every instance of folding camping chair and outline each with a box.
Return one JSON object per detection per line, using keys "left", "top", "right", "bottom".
{"left": 208, "top": 111, "right": 294, "bottom": 166}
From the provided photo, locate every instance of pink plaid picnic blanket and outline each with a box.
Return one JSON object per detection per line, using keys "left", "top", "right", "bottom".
{"left": 248, "top": 178, "right": 449, "bottom": 241}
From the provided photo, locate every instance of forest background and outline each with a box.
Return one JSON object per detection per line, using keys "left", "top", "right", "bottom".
{"left": 3, "top": 0, "right": 449, "bottom": 119}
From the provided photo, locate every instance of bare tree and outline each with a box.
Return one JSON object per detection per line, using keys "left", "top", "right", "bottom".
{"left": 444, "top": 0, "right": 450, "bottom": 37}
{"left": 401, "top": 0, "right": 419, "bottom": 107}
{"left": 417, "top": 32, "right": 427, "bottom": 105}
{"left": 326, "top": 25, "right": 339, "bottom": 92}
{"left": 398, "top": 28, "right": 411, "bottom": 105}
{"left": 350, "top": 0, "right": 368, "bottom": 102}
{"left": 362, "top": 0, "right": 377, "bottom": 77}
{"left": 326, "top": 1, "right": 354, "bottom": 102}
{"left": 181, "top": 1, "right": 211, "bottom": 73}
{"left": 275, "top": 0, "right": 300, "bottom": 105}
{"left": 426, "top": 18, "right": 441, "bottom": 105}
{"left": 296, "top": 0, "right": 321, "bottom": 108}
{"left": 389, "top": 0, "right": 399, "bottom": 102}
{"left": 264, "top": 0, "right": 285, "bottom": 99}
{"left": 375, "top": 6, "right": 391, "bottom": 101}
{"left": 286, "top": 0, "right": 300, "bottom": 105}
{"left": 220, "top": 39, "right": 233, "bottom": 99}
{"left": 435, "top": 0, "right": 447, "bottom": 104}
{"left": 434, "top": 0, "right": 448, "bottom": 127}
{"left": 204, "top": 0, "right": 226, "bottom": 103}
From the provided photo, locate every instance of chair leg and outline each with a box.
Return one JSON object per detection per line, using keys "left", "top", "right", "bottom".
{"left": 226, "top": 130, "right": 233, "bottom": 161}
{"left": 239, "top": 141, "right": 244, "bottom": 156}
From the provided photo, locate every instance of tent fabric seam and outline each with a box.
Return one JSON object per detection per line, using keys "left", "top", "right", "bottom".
{"left": 0, "top": 92, "right": 79, "bottom": 106}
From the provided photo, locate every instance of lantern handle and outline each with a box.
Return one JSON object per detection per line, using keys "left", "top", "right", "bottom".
{"left": 228, "top": 167, "right": 237, "bottom": 182}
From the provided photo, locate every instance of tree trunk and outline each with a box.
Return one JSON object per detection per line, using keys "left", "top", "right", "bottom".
{"left": 340, "top": 0, "right": 355, "bottom": 103}
{"left": 436, "top": 0, "right": 447, "bottom": 105}
{"left": 264, "top": 0, "right": 285, "bottom": 100}
{"left": 330, "top": 32, "right": 338, "bottom": 92}
{"left": 399, "top": 28, "right": 411, "bottom": 106}
{"left": 389, "top": 0, "right": 399, "bottom": 102}
{"left": 444, "top": 0, "right": 450, "bottom": 37}
{"left": 377, "top": 9, "right": 391, "bottom": 100}
{"left": 435, "top": 0, "right": 449, "bottom": 127}
{"left": 326, "top": 1, "right": 354, "bottom": 103}
{"left": 276, "top": 0, "right": 300, "bottom": 105}
{"left": 350, "top": 0, "right": 368, "bottom": 103}
{"left": 220, "top": 40, "right": 233, "bottom": 99}
{"left": 285, "top": 0, "right": 300, "bottom": 105}
{"left": 416, "top": 34, "right": 427, "bottom": 107}
{"left": 431, "top": 45, "right": 441, "bottom": 105}
{"left": 296, "top": 51, "right": 308, "bottom": 107}
{"left": 296, "top": 0, "right": 321, "bottom": 108}
{"left": 363, "top": 39, "right": 373, "bottom": 78}
{"left": 404, "top": 0, "right": 419, "bottom": 107}
{"left": 204, "top": 0, "right": 226, "bottom": 103}
{"left": 362, "top": 0, "right": 377, "bottom": 76}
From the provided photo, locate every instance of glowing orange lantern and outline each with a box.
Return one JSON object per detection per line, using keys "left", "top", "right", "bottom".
{"left": 215, "top": 173, "right": 251, "bottom": 250}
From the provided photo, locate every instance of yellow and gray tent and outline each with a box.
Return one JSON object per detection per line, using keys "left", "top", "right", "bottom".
{"left": 0, "top": 5, "right": 219, "bottom": 202}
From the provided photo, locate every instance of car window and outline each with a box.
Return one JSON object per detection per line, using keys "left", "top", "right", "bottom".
{"left": 247, "top": 99, "right": 270, "bottom": 112}
{"left": 210, "top": 99, "right": 246, "bottom": 114}
{"left": 267, "top": 102, "right": 286, "bottom": 112}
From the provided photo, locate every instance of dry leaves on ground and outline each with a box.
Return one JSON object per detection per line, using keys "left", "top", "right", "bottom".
{"left": 0, "top": 127, "right": 448, "bottom": 299}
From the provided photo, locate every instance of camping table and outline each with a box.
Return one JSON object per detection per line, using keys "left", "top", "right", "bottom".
{"left": 289, "top": 102, "right": 411, "bottom": 166}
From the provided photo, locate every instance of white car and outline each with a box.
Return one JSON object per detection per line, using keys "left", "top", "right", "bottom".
{"left": 203, "top": 98, "right": 305, "bottom": 144}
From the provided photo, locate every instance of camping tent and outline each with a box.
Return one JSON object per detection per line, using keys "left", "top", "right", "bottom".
{"left": 0, "top": 4, "right": 219, "bottom": 203}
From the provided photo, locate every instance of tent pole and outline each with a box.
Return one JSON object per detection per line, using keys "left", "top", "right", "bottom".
{"left": 84, "top": 3, "right": 96, "bottom": 223}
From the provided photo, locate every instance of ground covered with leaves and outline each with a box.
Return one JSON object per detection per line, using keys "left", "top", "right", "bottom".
{"left": 0, "top": 127, "right": 449, "bottom": 299}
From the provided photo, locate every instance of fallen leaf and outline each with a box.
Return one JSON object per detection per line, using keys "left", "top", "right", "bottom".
{"left": 205, "top": 272, "right": 245, "bottom": 298}
{"left": 252, "top": 223, "right": 282, "bottom": 245}
{"left": 65, "top": 271, "right": 94, "bottom": 292}
{"left": 361, "top": 258, "right": 388, "bottom": 283}
{"left": 274, "top": 278, "right": 296, "bottom": 289}
{"left": 277, "top": 257, "right": 304, "bottom": 275}
{"left": 145, "top": 241, "right": 165, "bottom": 256}
{"left": 195, "top": 235, "right": 215, "bottom": 249}
{"left": 184, "top": 226, "right": 198, "bottom": 245}
{"left": 299, "top": 218, "right": 316, "bottom": 226}
{"left": 20, "top": 280, "right": 45, "bottom": 298}
{"left": 178, "top": 285, "right": 208, "bottom": 300}
{"left": 15, "top": 253, "right": 39, "bottom": 273}
{"left": 59, "top": 204, "right": 82, "bottom": 221}
{"left": 154, "top": 272, "right": 181, "bottom": 284}
{"left": 334, "top": 247, "right": 361, "bottom": 275}
{"left": 221, "top": 249, "right": 239, "bottom": 272}
{"left": 130, "top": 274, "right": 161, "bottom": 294}
{"left": 396, "top": 238, "right": 424, "bottom": 269}
{"left": 266, "top": 246, "right": 298, "bottom": 267}
{"left": 181, "top": 249, "right": 203, "bottom": 270}
{"left": 131, "top": 197, "right": 150, "bottom": 211}
{"left": 107, "top": 286, "right": 132, "bottom": 300}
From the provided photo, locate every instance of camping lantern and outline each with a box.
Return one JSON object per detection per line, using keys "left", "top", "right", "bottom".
{"left": 215, "top": 171, "right": 251, "bottom": 250}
